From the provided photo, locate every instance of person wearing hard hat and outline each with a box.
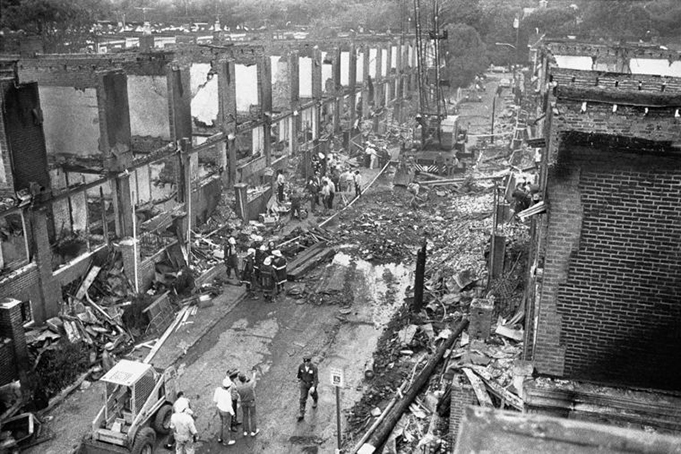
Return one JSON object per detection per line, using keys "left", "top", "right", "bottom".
{"left": 296, "top": 355, "right": 319, "bottom": 421}
{"left": 271, "top": 250, "right": 287, "bottom": 295}
{"left": 213, "top": 377, "right": 236, "bottom": 446}
{"left": 165, "top": 391, "right": 194, "bottom": 450}
{"left": 224, "top": 237, "right": 239, "bottom": 281}
{"left": 169, "top": 393, "right": 198, "bottom": 454}
{"left": 261, "top": 255, "right": 275, "bottom": 301}
{"left": 254, "top": 244, "right": 267, "bottom": 291}
{"left": 240, "top": 248, "right": 257, "bottom": 298}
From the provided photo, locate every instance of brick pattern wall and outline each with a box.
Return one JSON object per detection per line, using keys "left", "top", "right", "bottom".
{"left": 0, "top": 264, "right": 41, "bottom": 309}
{"left": 449, "top": 376, "right": 477, "bottom": 447}
{"left": 0, "top": 339, "right": 17, "bottom": 386}
{"left": 535, "top": 146, "right": 681, "bottom": 390}
{"left": 0, "top": 300, "right": 28, "bottom": 383}
{"left": 0, "top": 79, "right": 15, "bottom": 193}
{"left": 548, "top": 100, "right": 681, "bottom": 166}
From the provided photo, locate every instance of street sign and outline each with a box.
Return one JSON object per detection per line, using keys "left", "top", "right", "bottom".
{"left": 330, "top": 367, "right": 344, "bottom": 388}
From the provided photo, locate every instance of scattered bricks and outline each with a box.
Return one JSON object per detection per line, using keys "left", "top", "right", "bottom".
{"left": 468, "top": 298, "right": 493, "bottom": 341}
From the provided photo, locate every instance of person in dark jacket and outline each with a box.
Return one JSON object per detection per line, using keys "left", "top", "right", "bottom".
{"left": 240, "top": 248, "right": 256, "bottom": 297}
{"left": 296, "top": 355, "right": 319, "bottom": 421}
{"left": 261, "top": 256, "right": 275, "bottom": 301}
{"left": 227, "top": 369, "right": 241, "bottom": 431}
{"left": 224, "top": 237, "right": 239, "bottom": 280}
{"left": 254, "top": 245, "right": 267, "bottom": 291}
{"left": 306, "top": 176, "right": 320, "bottom": 214}
{"left": 271, "top": 250, "right": 287, "bottom": 294}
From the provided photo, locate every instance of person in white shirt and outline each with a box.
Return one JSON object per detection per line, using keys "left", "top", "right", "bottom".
{"left": 353, "top": 170, "right": 362, "bottom": 199}
{"left": 166, "top": 391, "right": 194, "bottom": 449}
{"left": 213, "top": 378, "right": 236, "bottom": 446}
{"left": 170, "top": 404, "right": 198, "bottom": 454}
{"left": 276, "top": 169, "right": 286, "bottom": 203}
{"left": 341, "top": 168, "right": 354, "bottom": 193}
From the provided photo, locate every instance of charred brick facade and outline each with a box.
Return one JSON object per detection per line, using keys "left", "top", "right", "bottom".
{"left": 530, "top": 66, "right": 681, "bottom": 391}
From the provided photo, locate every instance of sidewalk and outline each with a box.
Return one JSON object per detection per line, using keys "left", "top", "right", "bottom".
{"left": 128, "top": 279, "right": 247, "bottom": 369}
{"left": 25, "top": 279, "right": 247, "bottom": 454}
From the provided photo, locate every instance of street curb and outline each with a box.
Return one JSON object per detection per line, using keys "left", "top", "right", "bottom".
{"left": 161, "top": 288, "right": 249, "bottom": 369}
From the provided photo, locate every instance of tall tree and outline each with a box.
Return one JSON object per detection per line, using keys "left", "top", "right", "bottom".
{"left": 440, "top": 0, "right": 483, "bottom": 30}
{"left": 645, "top": 0, "right": 681, "bottom": 38}
{"left": 1, "top": 0, "right": 111, "bottom": 52}
{"left": 578, "top": 1, "right": 651, "bottom": 42}
{"left": 443, "top": 23, "right": 488, "bottom": 89}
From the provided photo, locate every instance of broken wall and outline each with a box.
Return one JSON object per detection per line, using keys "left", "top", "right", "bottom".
{"left": 128, "top": 75, "right": 171, "bottom": 140}
{"left": 40, "top": 87, "right": 100, "bottom": 158}
{"left": 532, "top": 69, "right": 681, "bottom": 390}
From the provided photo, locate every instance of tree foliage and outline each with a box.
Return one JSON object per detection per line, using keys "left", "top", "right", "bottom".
{"left": 1, "top": 0, "right": 110, "bottom": 52}
{"left": 521, "top": 6, "right": 579, "bottom": 38}
{"left": 578, "top": 2, "right": 651, "bottom": 42}
{"left": 443, "top": 23, "right": 488, "bottom": 89}
{"left": 440, "top": 0, "right": 483, "bottom": 30}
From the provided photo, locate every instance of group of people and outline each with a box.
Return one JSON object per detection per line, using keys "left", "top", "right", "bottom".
{"left": 166, "top": 369, "right": 259, "bottom": 453}
{"left": 224, "top": 237, "right": 288, "bottom": 301}
{"left": 306, "top": 168, "right": 362, "bottom": 213}
{"left": 167, "top": 356, "right": 320, "bottom": 452}
{"left": 212, "top": 369, "right": 259, "bottom": 447}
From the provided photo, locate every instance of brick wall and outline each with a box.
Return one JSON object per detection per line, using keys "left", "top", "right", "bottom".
{"left": 548, "top": 100, "right": 681, "bottom": 166}
{"left": 0, "top": 299, "right": 28, "bottom": 384}
{"left": 0, "top": 79, "right": 14, "bottom": 193}
{"left": 449, "top": 375, "right": 477, "bottom": 447}
{"left": 0, "top": 264, "right": 41, "bottom": 312}
{"left": 0, "top": 339, "right": 17, "bottom": 386}
{"left": 534, "top": 144, "right": 681, "bottom": 390}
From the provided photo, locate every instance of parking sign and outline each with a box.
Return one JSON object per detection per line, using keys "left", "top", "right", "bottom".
{"left": 330, "top": 367, "right": 344, "bottom": 388}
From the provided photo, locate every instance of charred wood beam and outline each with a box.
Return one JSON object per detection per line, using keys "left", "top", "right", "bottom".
{"left": 359, "top": 318, "right": 469, "bottom": 453}
{"left": 559, "top": 131, "right": 680, "bottom": 154}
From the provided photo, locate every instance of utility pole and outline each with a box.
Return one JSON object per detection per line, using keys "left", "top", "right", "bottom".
{"left": 413, "top": 238, "right": 427, "bottom": 312}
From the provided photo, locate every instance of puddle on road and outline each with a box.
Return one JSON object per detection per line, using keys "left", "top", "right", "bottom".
{"left": 332, "top": 251, "right": 412, "bottom": 327}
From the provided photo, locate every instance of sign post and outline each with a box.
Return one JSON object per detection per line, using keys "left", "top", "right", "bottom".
{"left": 330, "top": 367, "right": 344, "bottom": 453}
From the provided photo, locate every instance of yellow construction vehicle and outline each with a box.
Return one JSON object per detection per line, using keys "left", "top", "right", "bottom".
{"left": 78, "top": 360, "right": 178, "bottom": 454}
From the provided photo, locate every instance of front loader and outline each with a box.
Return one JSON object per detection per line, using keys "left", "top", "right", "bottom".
{"left": 78, "top": 360, "right": 177, "bottom": 454}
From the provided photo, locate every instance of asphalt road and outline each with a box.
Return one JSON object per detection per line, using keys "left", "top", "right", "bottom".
{"left": 171, "top": 253, "right": 410, "bottom": 454}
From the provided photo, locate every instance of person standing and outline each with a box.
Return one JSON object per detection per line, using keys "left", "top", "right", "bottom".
{"left": 224, "top": 237, "right": 239, "bottom": 280}
{"left": 296, "top": 355, "right": 319, "bottom": 421}
{"left": 236, "top": 371, "right": 260, "bottom": 437}
{"left": 213, "top": 377, "right": 236, "bottom": 446}
{"left": 276, "top": 169, "right": 286, "bottom": 203}
{"left": 261, "top": 256, "right": 276, "bottom": 301}
{"left": 227, "top": 369, "right": 241, "bottom": 432}
{"left": 341, "top": 168, "right": 353, "bottom": 193}
{"left": 254, "top": 245, "right": 267, "bottom": 291}
{"left": 240, "top": 248, "right": 256, "bottom": 297}
{"left": 170, "top": 400, "right": 198, "bottom": 454}
{"left": 353, "top": 170, "right": 362, "bottom": 199}
{"left": 320, "top": 180, "right": 331, "bottom": 212}
{"left": 327, "top": 177, "right": 336, "bottom": 209}
{"left": 290, "top": 188, "right": 303, "bottom": 220}
{"left": 165, "top": 392, "right": 194, "bottom": 450}
{"left": 306, "top": 175, "right": 320, "bottom": 214}
{"left": 271, "top": 250, "right": 287, "bottom": 294}
{"left": 366, "top": 143, "right": 378, "bottom": 169}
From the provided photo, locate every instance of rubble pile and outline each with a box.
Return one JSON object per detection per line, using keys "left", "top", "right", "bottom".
{"left": 340, "top": 170, "right": 533, "bottom": 451}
